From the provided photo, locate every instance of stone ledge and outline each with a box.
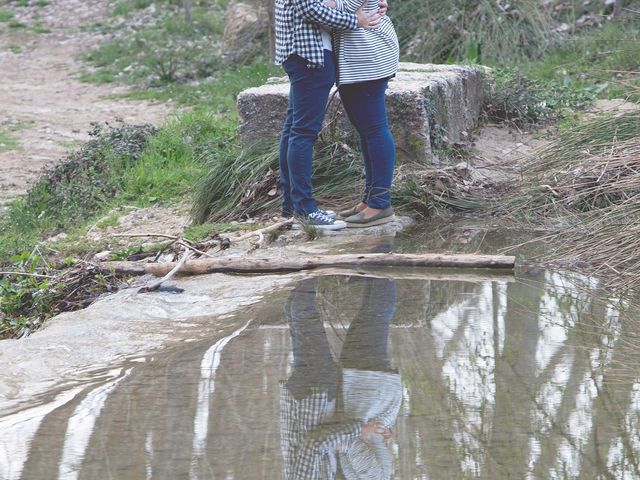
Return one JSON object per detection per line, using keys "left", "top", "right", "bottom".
{"left": 237, "top": 63, "right": 493, "bottom": 164}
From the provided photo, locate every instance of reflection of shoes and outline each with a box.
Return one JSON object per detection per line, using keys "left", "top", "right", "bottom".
{"left": 294, "top": 210, "right": 347, "bottom": 230}
{"left": 345, "top": 207, "right": 395, "bottom": 228}
{"left": 338, "top": 205, "right": 364, "bottom": 219}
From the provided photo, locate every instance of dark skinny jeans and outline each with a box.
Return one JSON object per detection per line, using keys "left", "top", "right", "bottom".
{"left": 339, "top": 78, "right": 396, "bottom": 210}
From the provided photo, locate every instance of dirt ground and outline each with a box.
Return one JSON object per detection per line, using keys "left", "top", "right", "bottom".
{"left": 0, "top": 0, "right": 170, "bottom": 206}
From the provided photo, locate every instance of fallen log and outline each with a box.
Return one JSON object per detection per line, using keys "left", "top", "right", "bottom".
{"left": 100, "top": 253, "right": 515, "bottom": 277}
{"left": 306, "top": 267, "right": 515, "bottom": 283}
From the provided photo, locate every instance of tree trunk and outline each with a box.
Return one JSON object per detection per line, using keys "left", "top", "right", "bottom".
{"left": 267, "top": 0, "right": 276, "bottom": 58}
{"left": 101, "top": 253, "right": 516, "bottom": 277}
{"left": 183, "top": 0, "right": 193, "bottom": 25}
{"left": 613, "top": 0, "right": 623, "bottom": 18}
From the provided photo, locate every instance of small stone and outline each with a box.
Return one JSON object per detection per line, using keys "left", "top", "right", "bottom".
{"left": 94, "top": 251, "right": 111, "bottom": 261}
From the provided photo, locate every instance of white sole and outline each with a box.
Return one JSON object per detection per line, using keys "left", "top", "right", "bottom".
{"left": 292, "top": 222, "right": 347, "bottom": 231}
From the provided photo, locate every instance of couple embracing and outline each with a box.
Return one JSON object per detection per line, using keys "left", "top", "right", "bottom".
{"left": 275, "top": 0, "right": 399, "bottom": 230}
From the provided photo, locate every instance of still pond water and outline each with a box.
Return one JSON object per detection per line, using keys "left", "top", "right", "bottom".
{"left": 1, "top": 230, "right": 639, "bottom": 480}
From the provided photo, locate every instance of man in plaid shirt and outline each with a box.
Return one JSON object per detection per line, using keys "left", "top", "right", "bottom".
{"left": 275, "top": 0, "right": 385, "bottom": 230}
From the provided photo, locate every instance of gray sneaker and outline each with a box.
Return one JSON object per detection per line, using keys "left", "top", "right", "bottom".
{"left": 338, "top": 206, "right": 363, "bottom": 219}
{"left": 345, "top": 207, "right": 395, "bottom": 228}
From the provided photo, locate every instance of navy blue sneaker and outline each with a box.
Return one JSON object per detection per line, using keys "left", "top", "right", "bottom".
{"left": 282, "top": 208, "right": 336, "bottom": 219}
{"left": 293, "top": 210, "right": 346, "bottom": 231}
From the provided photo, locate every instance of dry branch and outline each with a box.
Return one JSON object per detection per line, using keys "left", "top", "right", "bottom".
{"left": 231, "top": 219, "right": 293, "bottom": 242}
{"left": 0, "top": 271, "right": 55, "bottom": 279}
{"left": 137, "top": 250, "right": 192, "bottom": 293}
{"left": 112, "top": 233, "right": 180, "bottom": 241}
{"left": 102, "top": 252, "right": 516, "bottom": 278}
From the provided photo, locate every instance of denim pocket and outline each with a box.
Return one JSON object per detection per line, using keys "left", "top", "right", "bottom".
{"left": 283, "top": 54, "right": 308, "bottom": 75}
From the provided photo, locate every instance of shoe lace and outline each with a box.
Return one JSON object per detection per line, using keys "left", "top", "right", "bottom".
{"left": 309, "top": 211, "right": 332, "bottom": 222}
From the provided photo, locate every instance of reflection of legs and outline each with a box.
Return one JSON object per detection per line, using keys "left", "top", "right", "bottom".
{"left": 340, "top": 278, "right": 397, "bottom": 371}
{"left": 339, "top": 79, "right": 396, "bottom": 210}
{"left": 285, "top": 278, "right": 338, "bottom": 400}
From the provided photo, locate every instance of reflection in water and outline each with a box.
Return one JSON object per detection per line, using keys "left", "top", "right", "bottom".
{"left": 0, "top": 386, "right": 85, "bottom": 480}
{"left": 281, "top": 277, "right": 401, "bottom": 479}
{"left": 190, "top": 321, "right": 251, "bottom": 473}
{"left": 58, "top": 368, "right": 132, "bottom": 480}
{"left": 1, "top": 269, "right": 640, "bottom": 479}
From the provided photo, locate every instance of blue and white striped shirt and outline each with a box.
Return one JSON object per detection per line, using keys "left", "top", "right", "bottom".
{"left": 334, "top": 0, "right": 399, "bottom": 85}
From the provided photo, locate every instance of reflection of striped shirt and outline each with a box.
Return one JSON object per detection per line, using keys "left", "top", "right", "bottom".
{"left": 333, "top": 0, "right": 399, "bottom": 85}
{"left": 280, "top": 383, "right": 361, "bottom": 480}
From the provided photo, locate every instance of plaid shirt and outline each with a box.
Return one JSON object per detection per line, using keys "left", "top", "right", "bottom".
{"left": 280, "top": 383, "right": 362, "bottom": 479}
{"left": 275, "top": 0, "right": 359, "bottom": 68}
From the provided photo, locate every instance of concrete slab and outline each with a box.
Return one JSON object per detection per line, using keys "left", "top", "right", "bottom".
{"left": 237, "top": 63, "right": 493, "bottom": 164}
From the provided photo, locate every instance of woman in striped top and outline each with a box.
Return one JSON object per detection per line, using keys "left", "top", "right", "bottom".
{"left": 327, "top": 0, "right": 400, "bottom": 227}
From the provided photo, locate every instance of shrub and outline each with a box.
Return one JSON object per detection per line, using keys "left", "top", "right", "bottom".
{"left": 484, "top": 68, "right": 596, "bottom": 126}
{"left": 22, "top": 123, "right": 156, "bottom": 229}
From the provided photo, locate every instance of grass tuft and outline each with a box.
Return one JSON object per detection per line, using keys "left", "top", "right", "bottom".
{"left": 191, "top": 141, "right": 363, "bottom": 224}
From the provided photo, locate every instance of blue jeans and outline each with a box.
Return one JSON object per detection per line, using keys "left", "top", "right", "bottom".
{"left": 339, "top": 78, "right": 396, "bottom": 209}
{"left": 279, "top": 51, "right": 336, "bottom": 216}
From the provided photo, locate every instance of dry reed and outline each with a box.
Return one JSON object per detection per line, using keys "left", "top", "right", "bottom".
{"left": 503, "top": 110, "right": 640, "bottom": 290}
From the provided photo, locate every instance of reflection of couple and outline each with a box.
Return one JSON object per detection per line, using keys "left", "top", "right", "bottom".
{"left": 280, "top": 276, "right": 402, "bottom": 479}
{"left": 275, "top": 0, "right": 399, "bottom": 230}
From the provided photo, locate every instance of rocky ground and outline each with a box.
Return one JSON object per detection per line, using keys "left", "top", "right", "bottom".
{"left": 0, "top": 0, "right": 169, "bottom": 206}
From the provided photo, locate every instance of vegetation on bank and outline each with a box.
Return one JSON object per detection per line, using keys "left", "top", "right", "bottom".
{"left": 0, "top": 128, "right": 20, "bottom": 154}
{"left": 500, "top": 110, "right": 640, "bottom": 290}
{"left": 1, "top": 0, "right": 640, "bottom": 336}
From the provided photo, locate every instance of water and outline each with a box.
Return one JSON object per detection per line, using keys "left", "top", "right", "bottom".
{"left": 2, "top": 233, "right": 640, "bottom": 479}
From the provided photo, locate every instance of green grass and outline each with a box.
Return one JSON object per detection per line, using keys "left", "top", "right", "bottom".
{"left": 191, "top": 141, "right": 363, "bottom": 224}
{"left": 183, "top": 222, "right": 260, "bottom": 241}
{"left": 484, "top": 67, "right": 597, "bottom": 126}
{"left": 116, "top": 112, "right": 231, "bottom": 205}
{"left": 8, "top": 43, "right": 21, "bottom": 53}
{"left": 82, "top": 2, "right": 230, "bottom": 87}
{"left": 0, "top": 9, "right": 14, "bottom": 22}
{"left": 0, "top": 109, "right": 256, "bottom": 260}
{"left": 112, "top": 63, "right": 279, "bottom": 110}
{"left": 0, "top": 123, "right": 156, "bottom": 259}
{"left": 0, "top": 129, "right": 19, "bottom": 153}
{"left": 30, "top": 22, "right": 50, "bottom": 33}
{"left": 112, "top": 0, "right": 154, "bottom": 17}
{"left": 520, "top": 21, "right": 640, "bottom": 102}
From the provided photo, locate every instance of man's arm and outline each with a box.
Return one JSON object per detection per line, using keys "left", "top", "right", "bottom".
{"left": 291, "top": 420, "right": 362, "bottom": 478}
{"left": 294, "top": 0, "right": 380, "bottom": 30}
{"left": 331, "top": 0, "right": 387, "bottom": 15}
